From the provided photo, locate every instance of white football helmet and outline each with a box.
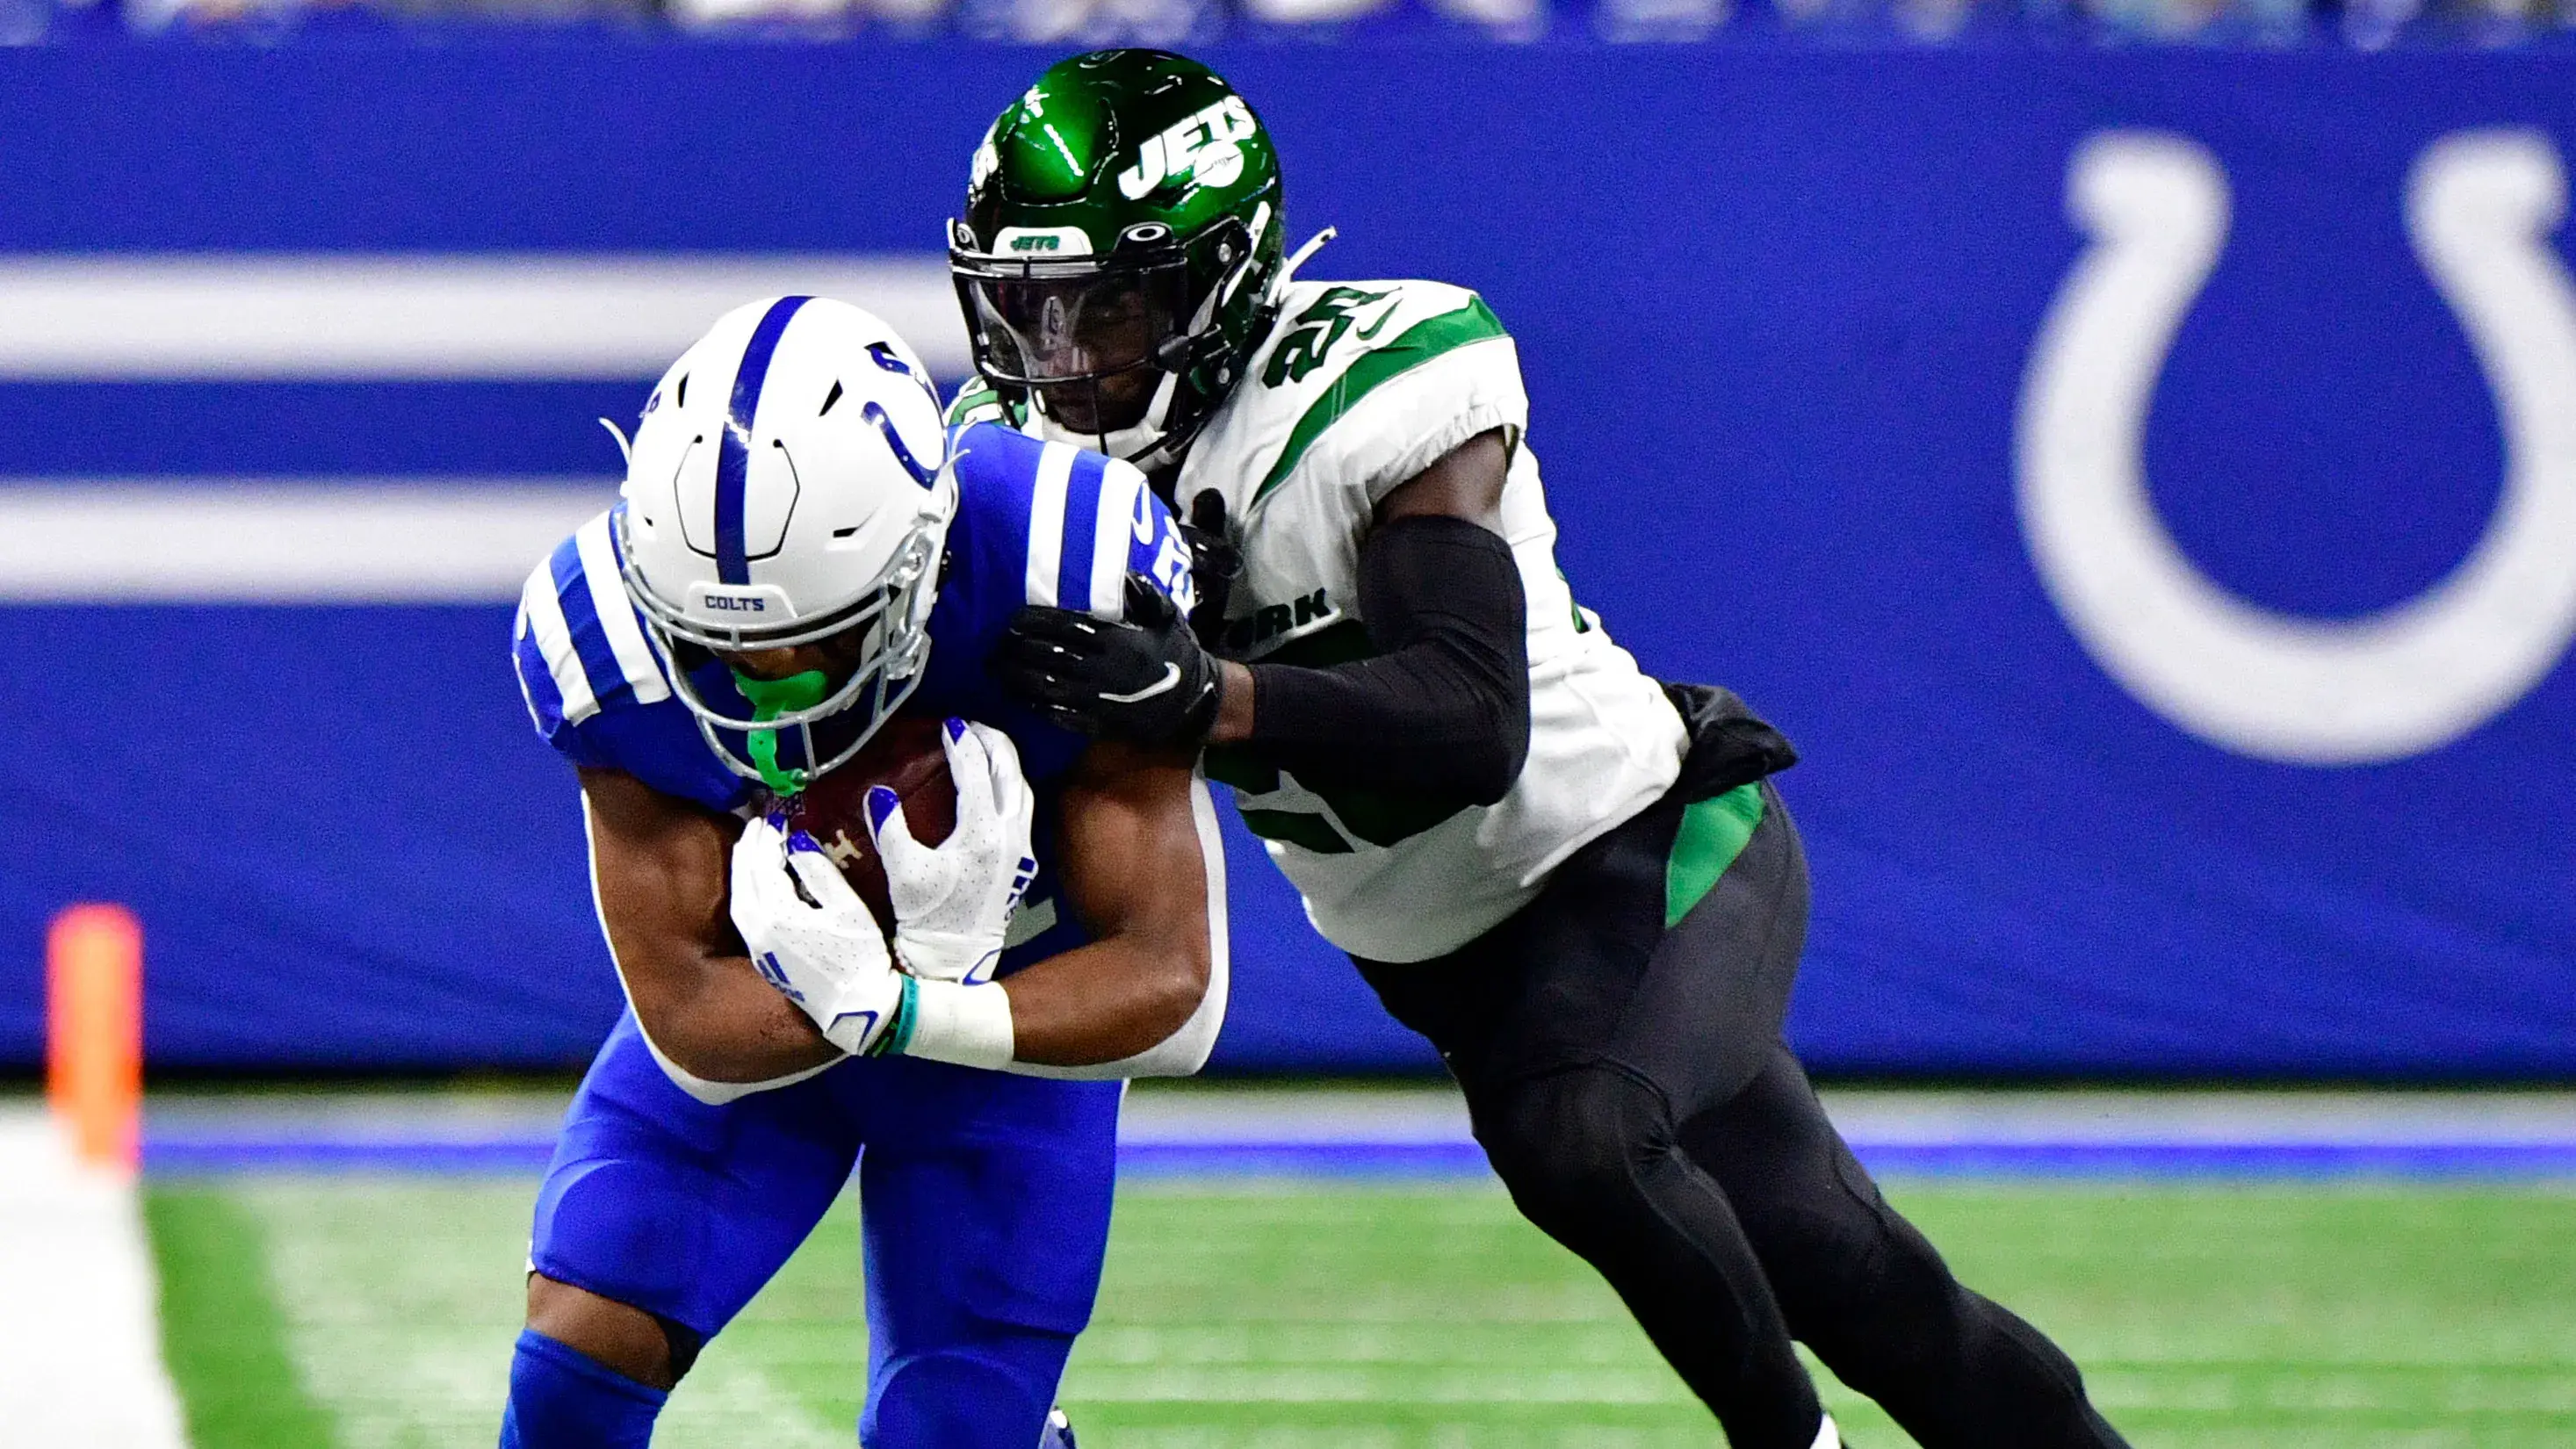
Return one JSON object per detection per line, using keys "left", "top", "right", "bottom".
{"left": 614, "top": 294, "right": 956, "bottom": 792}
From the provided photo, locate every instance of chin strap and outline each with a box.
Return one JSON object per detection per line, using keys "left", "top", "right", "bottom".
{"left": 1028, "top": 368, "right": 1182, "bottom": 465}
{"left": 732, "top": 668, "right": 831, "bottom": 796}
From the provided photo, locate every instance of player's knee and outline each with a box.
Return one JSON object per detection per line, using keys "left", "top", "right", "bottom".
{"left": 1478, "top": 1066, "right": 1676, "bottom": 1245}
{"left": 1793, "top": 1204, "right": 1954, "bottom": 1332}
{"left": 524, "top": 1273, "right": 697, "bottom": 1393}
{"left": 865, "top": 1344, "right": 1061, "bottom": 1449}
{"left": 1785, "top": 1209, "right": 1992, "bottom": 1397}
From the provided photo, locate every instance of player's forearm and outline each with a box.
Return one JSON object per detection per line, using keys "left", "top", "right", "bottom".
{"left": 580, "top": 770, "right": 839, "bottom": 1085}
{"left": 630, "top": 954, "right": 841, "bottom": 1084}
{"left": 999, "top": 936, "right": 1210, "bottom": 1066}
{"left": 1237, "top": 636, "right": 1528, "bottom": 803}
{"left": 1217, "top": 514, "right": 1532, "bottom": 804}
{"left": 962, "top": 743, "right": 1220, "bottom": 1078}
{"left": 1211, "top": 659, "right": 1258, "bottom": 744}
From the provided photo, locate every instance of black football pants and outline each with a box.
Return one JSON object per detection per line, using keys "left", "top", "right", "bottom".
{"left": 1356, "top": 781, "right": 2130, "bottom": 1449}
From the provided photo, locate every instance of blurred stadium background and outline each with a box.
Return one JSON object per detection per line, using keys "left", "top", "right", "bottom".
{"left": 3, "top": 18, "right": 2574, "bottom": 1449}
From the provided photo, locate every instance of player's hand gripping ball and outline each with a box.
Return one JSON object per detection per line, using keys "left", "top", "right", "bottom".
{"left": 729, "top": 816, "right": 906, "bottom": 1057}
{"left": 772, "top": 716, "right": 1038, "bottom": 984}
{"left": 768, "top": 713, "right": 957, "bottom": 926}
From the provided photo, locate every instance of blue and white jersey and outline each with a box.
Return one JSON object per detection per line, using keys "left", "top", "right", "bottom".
{"left": 512, "top": 421, "right": 1194, "bottom": 975}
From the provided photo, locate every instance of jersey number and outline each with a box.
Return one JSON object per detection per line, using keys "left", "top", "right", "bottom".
{"left": 1262, "top": 287, "right": 1398, "bottom": 388}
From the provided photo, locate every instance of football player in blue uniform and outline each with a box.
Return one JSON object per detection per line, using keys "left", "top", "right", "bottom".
{"left": 501, "top": 295, "right": 1226, "bottom": 1449}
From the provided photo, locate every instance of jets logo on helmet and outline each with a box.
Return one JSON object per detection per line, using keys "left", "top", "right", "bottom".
{"left": 948, "top": 49, "right": 1330, "bottom": 473}
{"left": 614, "top": 294, "right": 956, "bottom": 794}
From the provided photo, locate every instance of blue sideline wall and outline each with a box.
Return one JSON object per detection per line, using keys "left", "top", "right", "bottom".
{"left": 0, "top": 48, "right": 2570, "bottom": 1076}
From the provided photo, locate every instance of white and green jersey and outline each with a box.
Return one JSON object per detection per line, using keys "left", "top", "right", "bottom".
{"left": 956, "top": 278, "right": 1686, "bottom": 962}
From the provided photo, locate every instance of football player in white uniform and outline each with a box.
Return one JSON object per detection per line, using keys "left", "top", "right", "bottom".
{"left": 959, "top": 49, "right": 2131, "bottom": 1449}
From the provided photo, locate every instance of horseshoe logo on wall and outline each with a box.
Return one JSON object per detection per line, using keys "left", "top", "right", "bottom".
{"left": 2017, "top": 130, "right": 2576, "bottom": 766}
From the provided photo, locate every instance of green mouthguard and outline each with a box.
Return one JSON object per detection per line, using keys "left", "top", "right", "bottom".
{"left": 732, "top": 668, "right": 833, "bottom": 796}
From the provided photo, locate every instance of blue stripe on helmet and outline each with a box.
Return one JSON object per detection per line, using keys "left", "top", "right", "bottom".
{"left": 862, "top": 400, "right": 940, "bottom": 486}
{"left": 866, "top": 341, "right": 923, "bottom": 386}
{"left": 549, "top": 533, "right": 639, "bottom": 715}
{"left": 714, "top": 295, "right": 812, "bottom": 586}
{"left": 1055, "top": 447, "right": 1108, "bottom": 616}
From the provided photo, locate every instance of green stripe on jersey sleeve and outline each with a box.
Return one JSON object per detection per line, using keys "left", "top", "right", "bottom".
{"left": 1252, "top": 296, "right": 1509, "bottom": 506}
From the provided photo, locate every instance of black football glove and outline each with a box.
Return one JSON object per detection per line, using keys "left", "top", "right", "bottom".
{"left": 999, "top": 573, "right": 1222, "bottom": 748}
{"left": 1179, "top": 489, "right": 1243, "bottom": 651}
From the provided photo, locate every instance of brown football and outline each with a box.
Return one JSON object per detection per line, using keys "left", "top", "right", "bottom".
{"left": 765, "top": 713, "right": 956, "bottom": 931}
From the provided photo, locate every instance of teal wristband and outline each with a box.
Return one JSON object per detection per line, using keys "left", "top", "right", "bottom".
{"left": 869, "top": 976, "right": 920, "bottom": 1058}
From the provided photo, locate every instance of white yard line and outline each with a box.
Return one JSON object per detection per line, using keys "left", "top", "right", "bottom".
{"left": 1817, "top": 1087, "right": 2576, "bottom": 1144}
{"left": 1121, "top": 1084, "right": 1475, "bottom": 1144}
{"left": 242, "top": 1179, "right": 845, "bottom": 1449}
{"left": 148, "top": 1088, "right": 572, "bottom": 1144}
{"left": 653, "top": 1365, "right": 854, "bottom": 1449}
{"left": 1119, "top": 1084, "right": 2576, "bottom": 1150}
{"left": 147, "top": 1084, "right": 2576, "bottom": 1161}
{"left": 1071, "top": 1365, "right": 1692, "bottom": 1403}
{"left": 0, "top": 1107, "right": 187, "bottom": 1449}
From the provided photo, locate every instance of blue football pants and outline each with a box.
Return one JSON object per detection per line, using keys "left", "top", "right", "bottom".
{"left": 509, "top": 1012, "right": 1122, "bottom": 1448}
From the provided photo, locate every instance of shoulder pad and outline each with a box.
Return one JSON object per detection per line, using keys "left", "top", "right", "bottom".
{"left": 513, "top": 509, "right": 673, "bottom": 740}
{"left": 948, "top": 428, "right": 1178, "bottom": 620}
{"left": 1256, "top": 279, "right": 1501, "bottom": 391}
{"left": 1225, "top": 279, "right": 1522, "bottom": 509}
{"left": 945, "top": 376, "right": 1014, "bottom": 429}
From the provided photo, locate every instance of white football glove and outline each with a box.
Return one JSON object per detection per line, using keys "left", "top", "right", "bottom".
{"left": 866, "top": 717, "right": 1039, "bottom": 984}
{"left": 730, "top": 813, "right": 904, "bottom": 1057}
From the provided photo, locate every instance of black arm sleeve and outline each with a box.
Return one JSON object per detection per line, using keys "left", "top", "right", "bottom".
{"left": 1243, "top": 514, "right": 1532, "bottom": 807}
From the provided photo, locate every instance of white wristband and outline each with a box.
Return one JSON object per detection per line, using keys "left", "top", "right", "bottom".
{"left": 894, "top": 977, "right": 1017, "bottom": 1071}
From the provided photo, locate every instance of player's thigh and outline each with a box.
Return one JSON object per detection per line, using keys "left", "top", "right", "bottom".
{"left": 856, "top": 1059, "right": 1123, "bottom": 1349}
{"left": 1356, "top": 799, "right": 1673, "bottom": 1092}
{"left": 1607, "top": 781, "right": 1810, "bottom": 1119}
{"left": 855, "top": 1063, "right": 1121, "bottom": 1445}
{"left": 530, "top": 1012, "right": 863, "bottom": 1343}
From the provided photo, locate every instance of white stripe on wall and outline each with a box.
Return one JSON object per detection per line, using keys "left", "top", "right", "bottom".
{"left": 0, "top": 254, "right": 967, "bottom": 379}
{"left": 0, "top": 480, "right": 614, "bottom": 602}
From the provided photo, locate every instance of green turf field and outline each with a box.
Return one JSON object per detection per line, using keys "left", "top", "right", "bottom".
{"left": 144, "top": 1176, "right": 2576, "bottom": 1448}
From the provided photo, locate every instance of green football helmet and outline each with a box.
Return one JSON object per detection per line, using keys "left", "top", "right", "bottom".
{"left": 949, "top": 49, "right": 1309, "bottom": 472}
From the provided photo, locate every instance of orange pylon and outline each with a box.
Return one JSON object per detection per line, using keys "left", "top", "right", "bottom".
{"left": 47, "top": 905, "right": 142, "bottom": 1174}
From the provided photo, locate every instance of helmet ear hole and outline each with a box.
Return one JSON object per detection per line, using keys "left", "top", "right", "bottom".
{"left": 820, "top": 380, "right": 845, "bottom": 416}
{"left": 676, "top": 374, "right": 689, "bottom": 408}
